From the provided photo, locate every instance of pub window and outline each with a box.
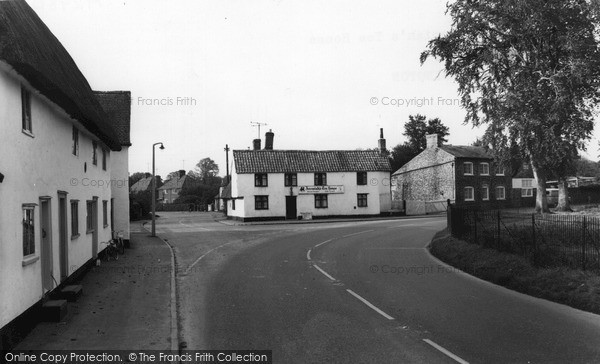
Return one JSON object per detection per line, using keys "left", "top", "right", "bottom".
{"left": 314, "top": 173, "right": 327, "bottom": 186}
{"left": 255, "top": 173, "right": 268, "bottom": 187}
{"left": 357, "top": 193, "right": 368, "bottom": 207}
{"left": 315, "top": 194, "right": 328, "bottom": 208}
{"left": 357, "top": 172, "right": 367, "bottom": 185}
{"left": 255, "top": 195, "right": 269, "bottom": 210}
{"left": 284, "top": 173, "right": 297, "bottom": 187}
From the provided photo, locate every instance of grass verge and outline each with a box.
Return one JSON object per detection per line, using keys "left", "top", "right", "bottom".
{"left": 429, "top": 230, "right": 600, "bottom": 315}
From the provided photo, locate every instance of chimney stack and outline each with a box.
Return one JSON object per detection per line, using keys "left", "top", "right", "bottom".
{"left": 426, "top": 134, "right": 439, "bottom": 149}
{"left": 264, "top": 129, "right": 274, "bottom": 150}
{"left": 378, "top": 128, "right": 386, "bottom": 153}
{"left": 178, "top": 169, "right": 186, "bottom": 178}
{"left": 253, "top": 139, "right": 261, "bottom": 150}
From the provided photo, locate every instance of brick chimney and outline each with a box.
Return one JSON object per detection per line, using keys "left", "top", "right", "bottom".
{"left": 253, "top": 139, "right": 261, "bottom": 150}
{"left": 264, "top": 130, "right": 274, "bottom": 150}
{"left": 178, "top": 169, "right": 186, "bottom": 178}
{"left": 378, "top": 128, "right": 386, "bottom": 153}
{"left": 426, "top": 134, "right": 439, "bottom": 149}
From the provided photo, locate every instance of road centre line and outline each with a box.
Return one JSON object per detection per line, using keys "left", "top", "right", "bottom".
{"left": 346, "top": 289, "right": 395, "bottom": 320}
{"left": 185, "top": 241, "right": 237, "bottom": 274}
{"left": 341, "top": 229, "right": 374, "bottom": 238}
{"left": 423, "top": 339, "right": 470, "bottom": 364}
{"left": 313, "top": 264, "right": 336, "bottom": 281}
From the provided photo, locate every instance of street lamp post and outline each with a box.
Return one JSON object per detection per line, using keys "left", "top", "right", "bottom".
{"left": 152, "top": 142, "right": 165, "bottom": 237}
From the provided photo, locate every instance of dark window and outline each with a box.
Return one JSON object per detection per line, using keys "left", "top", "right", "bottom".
{"left": 357, "top": 193, "right": 368, "bottom": 207}
{"left": 357, "top": 172, "right": 367, "bottom": 185}
{"left": 232, "top": 200, "right": 236, "bottom": 210}
{"left": 314, "top": 173, "right": 327, "bottom": 186}
{"left": 464, "top": 162, "right": 473, "bottom": 175}
{"left": 71, "top": 201, "right": 79, "bottom": 236}
{"left": 102, "top": 149, "right": 107, "bottom": 170}
{"left": 102, "top": 200, "right": 108, "bottom": 227}
{"left": 72, "top": 126, "right": 79, "bottom": 156}
{"left": 255, "top": 173, "right": 268, "bottom": 187}
{"left": 23, "top": 206, "right": 35, "bottom": 256}
{"left": 284, "top": 173, "right": 297, "bottom": 187}
{"left": 92, "top": 141, "right": 98, "bottom": 165}
{"left": 21, "top": 86, "right": 32, "bottom": 133}
{"left": 315, "top": 194, "right": 328, "bottom": 208}
{"left": 255, "top": 196, "right": 269, "bottom": 210}
{"left": 86, "top": 201, "right": 94, "bottom": 233}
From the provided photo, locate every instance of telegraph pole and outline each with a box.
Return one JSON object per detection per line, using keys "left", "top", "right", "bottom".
{"left": 224, "top": 144, "right": 230, "bottom": 180}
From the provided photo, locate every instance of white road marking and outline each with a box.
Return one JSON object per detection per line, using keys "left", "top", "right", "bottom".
{"left": 313, "top": 264, "right": 336, "bottom": 281}
{"left": 314, "top": 239, "right": 333, "bottom": 248}
{"left": 184, "top": 241, "right": 237, "bottom": 274}
{"left": 306, "top": 249, "right": 312, "bottom": 260}
{"left": 346, "top": 289, "right": 395, "bottom": 320}
{"left": 423, "top": 339, "right": 470, "bottom": 364}
{"left": 341, "top": 229, "right": 374, "bottom": 238}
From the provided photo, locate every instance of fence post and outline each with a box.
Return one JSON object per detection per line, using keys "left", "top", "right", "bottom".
{"left": 531, "top": 214, "right": 536, "bottom": 266}
{"left": 497, "top": 210, "right": 501, "bottom": 248}
{"left": 582, "top": 216, "right": 587, "bottom": 271}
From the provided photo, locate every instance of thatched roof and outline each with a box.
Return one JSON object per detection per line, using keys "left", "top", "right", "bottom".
{"left": 0, "top": 0, "right": 121, "bottom": 150}
{"left": 95, "top": 91, "right": 131, "bottom": 146}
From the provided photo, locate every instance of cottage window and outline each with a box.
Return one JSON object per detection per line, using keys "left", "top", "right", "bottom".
{"left": 463, "top": 162, "right": 473, "bottom": 175}
{"left": 71, "top": 200, "right": 79, "bottom": 237}
{"left": 284, "top": 173, "right": 297, "bottom": 187}
{"left": 231, "top": 200, "right": 236, "bottom": 210}
{"left": 102, "top": 200, "right": 108, "bottom": 227}
{"left": 522, "top": 179, "right": 533, "bottom": 188}
{"left": 480, "top": 163, "right": 490, "bottom": 175}
{"left": 72, "top": 126, "right": 79, "bottom": 156}
{"left": 357, "top": 193, "right": 368, "bottom": 207}
{"left": 464, "top": 187, "right": 474, "bottom": 201}
{"left": 315, "top": 194, "right": 328, "bottom": 208}
{"left": 255, "top": 173, "right": 268, "bottom": 187}
{"left": 522, "top": 188, "right": 533, "bottom": 197}
{"left": 482, "top": 185, "right": 489, "bottom": 200}
{"left": 21, "top": 86, "right": 32, "bottom": 134}
{"left": 86, "top": 201, "right": 94, "bottom": 233}
{"left": 92, "top": 141, "right": 98, "bottom": 165}
{"left": 102, "top": 149, "right": 107, "bottom": 171}
{"left": 314, "top": 173, "right": 327, "bottom": 186}
{"left": 357, "top": 172, "right": 368, "bottom": 185}
{"left": 23, "top": 205, "right": 35, "bottom": 256}
{"left": 496, "top": 186, "right": 506, "bottom": 200}
{"left": 255, "top": 195, "right": 269, "bottom": 210}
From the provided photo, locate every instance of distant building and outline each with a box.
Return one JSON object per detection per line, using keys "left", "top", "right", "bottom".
{"left": 391, "top": 134, "right": 513, "bottom": 214}
{"left": 158, "top": 170, "right": 197, "bottom": 203}
{"left": 226, "top": 130, "right": 392, "bottom": 221}
{"left": 0, "top": 1, "right": 130, "bottom": 348}
{"left": 130, "top": 175, "right": 154, "bottom": 193}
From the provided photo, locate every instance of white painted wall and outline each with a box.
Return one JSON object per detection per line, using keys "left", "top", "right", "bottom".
{"left": 227, "top": 167, "right": 391, "bottom": 219}
{"left": 110, "top": 146, "right": 129, "bottom": 240}
{"left": 0, "top": 65, "right": 116, "bottom": 328}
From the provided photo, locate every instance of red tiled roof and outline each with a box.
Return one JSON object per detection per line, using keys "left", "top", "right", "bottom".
{"left": 233, "top": 150, "right": 392, "bottom": 173}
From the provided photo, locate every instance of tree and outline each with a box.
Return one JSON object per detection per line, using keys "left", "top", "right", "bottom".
{"left": 195, "top": 158, "right": 219, "bottom": 181}
{"left": 166, "top": 171, "right": 182, "bottom": 181}
{"left": 389, "top": 114, "right": 450, "bottom": 171}
{"left": 129, "top": 172, "right": 148, "bottom": 188}
{"left": 422, "top": 0, "right": 600, "bottom": 212}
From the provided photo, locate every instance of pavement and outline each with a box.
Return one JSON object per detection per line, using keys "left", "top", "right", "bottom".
{"left": 15, "top": 228, "right": 173, "bottom": 350}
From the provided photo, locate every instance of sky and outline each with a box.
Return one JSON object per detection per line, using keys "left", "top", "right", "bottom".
{"left": 26, "top": 0, "right": 600, "bottom": 177}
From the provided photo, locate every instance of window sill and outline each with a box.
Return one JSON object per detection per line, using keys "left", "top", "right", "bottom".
{"left": 104, "top": 224, "right": 109, "bottom": 228}
{"left": 464, "top": 174, "right": 474, "bottom": 176}
{"left": 22, "top": 255, "right": 39, "bottom": 266}
{"left": 71, "top": 234, "right": 80, "bottom": 240}
{"left": 22, "top": 130, "right": 34, "bottom": 138}
{"left": 86, "top": 229, "right": 95, "bottom": 234}
{"left": 464, "top": 199, "right": 475, "bottom": 202}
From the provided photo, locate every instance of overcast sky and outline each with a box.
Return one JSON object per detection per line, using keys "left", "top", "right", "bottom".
{"left": 27, "top": 0, "right": 600, "bottom": 177}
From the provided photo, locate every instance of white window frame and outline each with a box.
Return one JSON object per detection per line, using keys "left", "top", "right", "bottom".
{"left": 463, "top": 162, "right": 473, "bottom": 176}
{"left": 464, "top": 186, "right": 475, "bottom": 201}
{"left": 496, "top": 186, "right": 506, "bottom": 200}
{"left": 22, "top": 205, "right": 36, "bottom": 256}
{"left": 522, "top": 188, "right": 533, "bottom": 197}
{"left": 480, "top": 163, "right": 490, "bottom": 175}
{"left": 482, "top": 185, "right": 489, "bottom": 200}
{"left": 496, "top": 165, "right": 505, "bottom": 176}
{"left": 522, "top": 179, "right": 533, "bottom": 188}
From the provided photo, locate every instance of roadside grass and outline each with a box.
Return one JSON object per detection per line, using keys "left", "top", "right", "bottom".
{"left": 429, "top": 230, "right": 600, "bottom": 315}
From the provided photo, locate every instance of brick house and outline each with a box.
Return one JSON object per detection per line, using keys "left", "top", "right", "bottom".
{"left": 391, "top": 134, "right": 513, "bottom": 214}
{"left": 158, "top": 170, "right": 199, "bottom": 203}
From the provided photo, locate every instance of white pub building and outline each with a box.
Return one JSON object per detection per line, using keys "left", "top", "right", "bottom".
{"left": 226, "top": 130, "right": 392, "bottom": 221}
